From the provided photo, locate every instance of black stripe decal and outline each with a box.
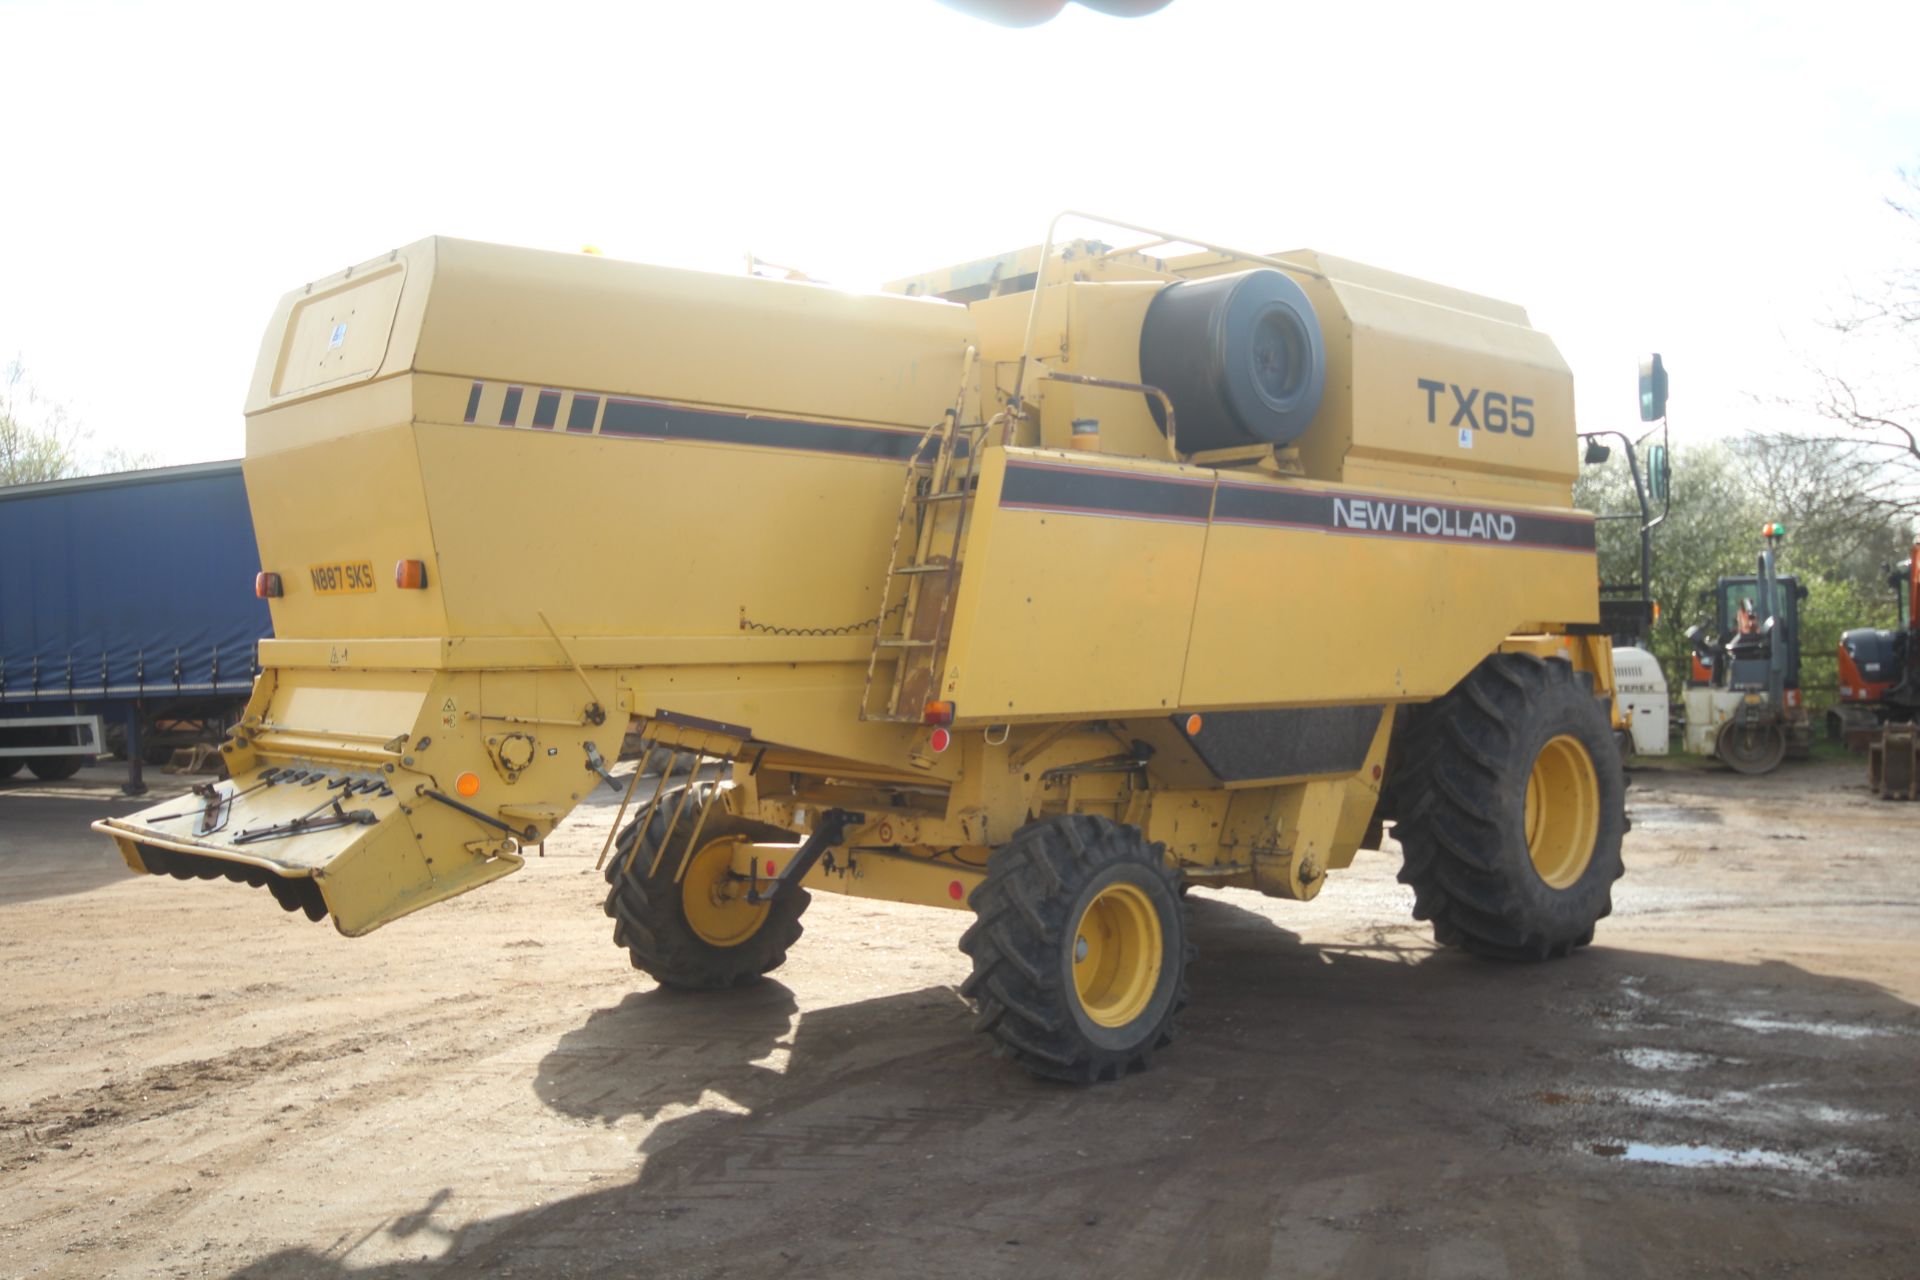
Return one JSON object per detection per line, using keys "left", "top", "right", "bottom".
{"left": 1215, "top": 484, "right": 1594, "bottom": 552}
{"left": 600, "top": 397, "right": 928, "bottom": 460}
{"left": 567, "top": 395, "right": 599, "bottom": 433}
{"left": 1001, "top": 462, "right": 1212, "bottom": 524}
{"left": 499, "top": 385, "right": 523, "bottom": 427}
{"left": 532, "top": 388, "right": 561, "bottom": 429}
{"left": 463, "top": 381, "right": 483, "bottom": 424}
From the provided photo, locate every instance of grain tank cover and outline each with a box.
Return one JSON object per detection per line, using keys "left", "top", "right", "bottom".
{"left": 1138, "top": 269, "right": 1326, "bottom": 452}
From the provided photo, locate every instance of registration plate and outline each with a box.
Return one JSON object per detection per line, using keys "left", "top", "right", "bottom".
{"left": 309, "top": 561, "right": 379, "bottom": 595}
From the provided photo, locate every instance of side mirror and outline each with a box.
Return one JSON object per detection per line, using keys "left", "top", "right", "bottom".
{"left": 1647, "top": 443, "right": 1671, "bottom": 503}
{"left": 1639, "top": 353, "right": 1669, "bottom": 422}
{"left": 1583, "top": 437, "right": 1611, "bottom": 465}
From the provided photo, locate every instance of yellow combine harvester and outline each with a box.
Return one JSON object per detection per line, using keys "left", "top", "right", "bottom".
{"left": 98, "top": 214, "right": 1625, "bottom": 1081}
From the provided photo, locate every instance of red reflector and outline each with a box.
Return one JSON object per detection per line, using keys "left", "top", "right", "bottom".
{"left": 929, "top": 728, "right": 951, "bottom": 753}
{"left": 948, "top": 880, "right": 964, "bottom": 901}
{"left": 924, "top": 700, "right": 956, "bottom": 726}
{"left": 395, "top": 559, "right": 428, "bottom": 590}
{"left": 765, "top": 859, "right": 777, "bottom": 877}
{"left": 254, "top": 572, "right": 282, "bottom": 599}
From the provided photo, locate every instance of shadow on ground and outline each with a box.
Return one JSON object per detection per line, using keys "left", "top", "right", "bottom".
{"left": 235, "top": 895, "right": 1920, "bottom": 1279}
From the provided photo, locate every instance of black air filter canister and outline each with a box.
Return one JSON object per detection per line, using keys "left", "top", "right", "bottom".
{"left": 1138, "top": 268, "right": 1326, "bottom": 453}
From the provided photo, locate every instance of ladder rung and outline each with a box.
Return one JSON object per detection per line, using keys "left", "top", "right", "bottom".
{"left": 893, "top": 563, "right": 954, "bottom": 576}
{"left": 916, "top": 492, "right": 970, "bottom": 504}
{"left": 876, "top": 638, "right": 937, "bottom": 648}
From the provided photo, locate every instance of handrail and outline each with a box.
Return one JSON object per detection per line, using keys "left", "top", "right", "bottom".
{"left": 1038, "top": 370, "right": 1179, "bottom": 463}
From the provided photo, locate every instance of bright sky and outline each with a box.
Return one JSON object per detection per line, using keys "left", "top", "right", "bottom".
{"left": 3, "top": 0, "right": 1917, "bottom": 467}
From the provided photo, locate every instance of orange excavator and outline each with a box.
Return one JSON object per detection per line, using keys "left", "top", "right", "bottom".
{"left": 1831, "top": 542, "right": 1920, "bottom": 799}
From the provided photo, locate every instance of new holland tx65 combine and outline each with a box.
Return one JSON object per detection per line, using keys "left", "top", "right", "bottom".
{"left": 98, "top": 215, "right": 1626, "bottom": 1081}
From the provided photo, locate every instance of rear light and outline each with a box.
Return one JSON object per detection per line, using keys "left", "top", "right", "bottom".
{"left": 395, "top": 559, "right": 429, "bottom": 590}
{"left": 924, "top": 700, "right": 955, "bottom": 726}
{"left": 255, "top": 572, "right": 282, "bottom": 599}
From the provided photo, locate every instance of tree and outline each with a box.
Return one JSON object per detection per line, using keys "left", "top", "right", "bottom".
{"left": 0, "top": 360, "right": 85, "bottom": 485}
{"left": 1801, "top": 167, "right": 1920, "bottom": 524}
{"left": 1575, "top": 436, "right": 1908, "bottom": 701}
{"left": 0, "top": 360, "right": 153, "bottom": 486}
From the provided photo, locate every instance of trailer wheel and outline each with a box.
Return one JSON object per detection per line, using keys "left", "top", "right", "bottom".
{"left": 0, "top": 760, "right": 21, "bottom": 781}
{"left": 26, "top": 756, "right": 85, "bottom": 782}
{"left": 1393, "top": 653, "right": 1625, "bottom": 961}
{"left": 602, "top": 786, "right": 809, "bottom": 990}
{"left": 960, "top": 814, "right": 1189, "bottom": 1082}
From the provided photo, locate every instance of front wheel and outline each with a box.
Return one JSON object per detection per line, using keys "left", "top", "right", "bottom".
{"left": 960, "top": 814, "right": 1189, "bottom": 1082}
{"left": 1393, "top": 653, "right": 1626, "bottom": 960}
{"left": 602, "top": 786, "right": 810, "bottom": 990}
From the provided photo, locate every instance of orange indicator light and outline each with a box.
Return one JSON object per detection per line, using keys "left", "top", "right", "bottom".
{"left": 455, "top": 772, "right": 480, "bottom": 798}
{"left": 1184, "top": 714, "right": 1203, "bottom": 736}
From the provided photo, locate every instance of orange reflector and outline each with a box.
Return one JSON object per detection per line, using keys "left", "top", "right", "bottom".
{"left": 924, "top": 700, "right": 956, "bottom": 726}
{"left": 254, "top": 572, "right": 282, "bottom": 599}
{"left": 1652, "top": 601, "right": 1662, "bottom": 622}
{"left": 395, "top": 559, "right": 429, "bottom": 590}
{"left": 1184, "top": 714, "right": 1203, "bottom": 736}
{"left": 929, "top": 728, "right": 951, "bottom": 753}
{"left": 455, "top": 771, "right": 480, "bottom": 798}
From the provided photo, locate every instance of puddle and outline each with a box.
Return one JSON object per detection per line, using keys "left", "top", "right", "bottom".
{"left": 1726, "top": 1016, "right": 1892, "bottom": 1041}
{"left": 1614, "top": 1047, "right": 1721, "bottom": 1072}
{"left": 1625, "top": 803, "right": 1723, "bottom": 829}
{"left": 1586, "top": 1141, "right": 1853, "bottom": 1177}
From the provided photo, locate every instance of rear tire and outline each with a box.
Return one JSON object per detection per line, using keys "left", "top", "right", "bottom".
{"left": 960, "top": 814, "right": 1189, "bottom": 1082}
{"left": 1717, "top": 719, "right": 1787, "bottom": 775}
{"left": 27, "top": 756, "right": 84, "bottom": 782}
{"left": 602, "top": 786, "right": 810, "bottom": 990}
{"left": 1392, "top": 653, "right": 1626, "bottom": 961}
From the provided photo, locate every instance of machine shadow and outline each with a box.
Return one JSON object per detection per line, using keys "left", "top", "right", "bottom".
{"left": 231, "top": 894, "right": 1920, "bottom": 1280}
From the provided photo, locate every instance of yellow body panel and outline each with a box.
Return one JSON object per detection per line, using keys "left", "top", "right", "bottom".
{"left": 97, "top": 230, "right": 1614, "bottom": 935}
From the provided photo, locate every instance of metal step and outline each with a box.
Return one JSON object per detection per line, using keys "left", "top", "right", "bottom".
{"left": 914, "top": 491, "right": 970, "bottom": 504}
{"left": 893, "top": 563, "right": 954, "bottom": 576}
{"left": 875, "top": 638, "right": 938, "bottom": 648}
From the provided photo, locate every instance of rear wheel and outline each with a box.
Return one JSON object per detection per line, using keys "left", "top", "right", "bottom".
{"left": 960, "top": 814, "right": 1189, "bottom": 1082}
{"left": 27, "top": 756, "right": 84, "bottom": 782}
{"left": 1393, "top": 653, "right": 1626, "bottom": 960}
{"left": 1717, "top": 719, "right": 1787, "bottom": 775}
{"left": 602, "top": 786, "right": 810, "bottom": 990}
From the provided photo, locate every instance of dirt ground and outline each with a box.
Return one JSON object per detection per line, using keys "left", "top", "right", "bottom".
{"left": 1, "top": 757, "right": 1916, "bottom": 1279}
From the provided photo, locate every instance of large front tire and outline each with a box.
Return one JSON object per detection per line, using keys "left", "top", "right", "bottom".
{"left": 960, "top": 814, "right": 1189, "bottom": 1082}
{"left": 602, "top": 786, "right": 810, "bottom": 990}
{"left": 1393, "top": 653, "right": 1626, "bottom": 960}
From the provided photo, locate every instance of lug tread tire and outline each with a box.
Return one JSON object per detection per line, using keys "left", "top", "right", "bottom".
{"left": 958, "top": 813, "right": 1189, "bottom": 1083}
{"left": 602, "top": 785, "right": 809, "bottom": 990}
{"left": 1393, "top": 654, "right": 1626, "bottom": 962}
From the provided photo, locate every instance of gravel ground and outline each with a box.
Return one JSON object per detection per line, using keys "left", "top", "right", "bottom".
{"left": 0, "top": 757, "right": 1915, "bottom": 1279}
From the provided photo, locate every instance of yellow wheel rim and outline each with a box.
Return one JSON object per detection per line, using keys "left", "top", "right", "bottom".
{"left": 1071, "top": 882, "right": 1164, "bottom": 1029}
{"left": 680, "top": 836, "right": 769, "bottom": 947}
{"left": 1524, "top": 734, "right": 1600, "bottom": 890}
